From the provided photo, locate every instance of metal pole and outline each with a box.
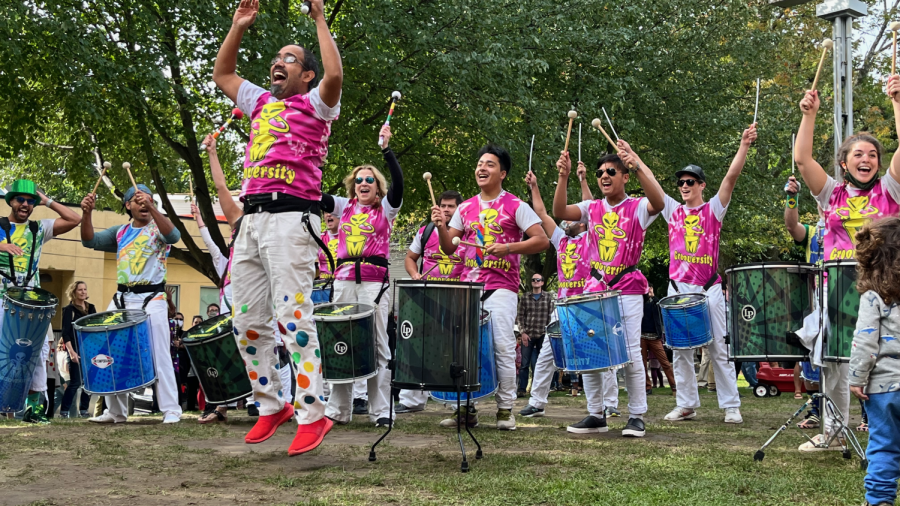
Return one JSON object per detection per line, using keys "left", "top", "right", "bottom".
{"left": 832, "top": 16, "right": 844, "bottom": 177}
{"left": 843, "top": 16, "right": 854, "bottom": 141}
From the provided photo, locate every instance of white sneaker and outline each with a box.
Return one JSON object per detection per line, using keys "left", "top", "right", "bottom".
{"left": 88, "top": 411, "right": 125, "bottom": 424}
{"left": 798, "top": 433, "right": 844, "bottom": 452}
{"left": 162, "top": 412, "right": 182, "bottom": 424}
{"left": 724, "top": 407, "right": 742, "bottom": 424}
{"left": 664, "top": 407, "right": 697, "bottom": 421}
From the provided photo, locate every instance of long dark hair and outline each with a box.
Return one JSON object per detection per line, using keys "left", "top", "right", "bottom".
{"left": 856, "top": 216, "right": 900, "bottom": 305}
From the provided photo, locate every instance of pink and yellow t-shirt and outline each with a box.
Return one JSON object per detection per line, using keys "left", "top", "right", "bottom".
{"left": 575, "top": 197, "right": 656, "bottom": 295}
{"left": 317, "top": 230, "right": 339, "bottom": 279}
{"left": 409, "top": 225, "right": 466, "bottom": 281}
{"left": 661, "top": 194, "right": 727, "bottom": 286}
{"left": 814, "top": 174, "right": 900, "bottom": 260}
{"left": 236, "top": 82, "right": 341, "bottom": 201}
{"left": 551, "top": 228, "right": 590, "bottom": 298}
{"left": 448, "top": 191, "right": 541, "bottom": 293}
{"left": 332, "top": 196, "right": 401, "bottom": 283}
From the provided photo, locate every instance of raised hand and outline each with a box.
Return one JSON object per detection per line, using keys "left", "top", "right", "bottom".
{"left": 430, "top": 205, "right": 443, "bottom": 227}
{"left": 379, "top": 125, "right": 392, "bottom": 149}
{"left": 132, "top": 191, "right": 153, "bottom": 210}
{"left": 800, "top": 90, "right": 819, "bottom": 116}
{"left": 233, "top": 0, "right": 259, "bottom": 29}
{"left": 80, "top": 194, "right": 96, "bottom": 214}
{"left": 308, "top": 0, "right": 326, "bottom": 19}
{"left": 785, "top": 176, "right": 801, "bottom": 195}
{"left": 742, "top": 124, "right": 758, "bottom": 146}
{"left": 556, "top": 151, "right": 571, "bottom": 178}
{"left": 525, "top": 170, "right": 537, "bottom": 189}
{"left": 576, "top": 162, "right": 587, "bottom": 180}
{"left": 888, "top": 74, "right": 900, "bottom": 102}
{"left": 203, "top": 133, "right": 217, "bottom": 152}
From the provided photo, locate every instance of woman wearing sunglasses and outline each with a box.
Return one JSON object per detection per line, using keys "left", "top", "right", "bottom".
{"left": 320, "top": 124, "right": 402, "bottom": 428}
{"left": 659, "top": 124, "right": 757, "bottom": 426}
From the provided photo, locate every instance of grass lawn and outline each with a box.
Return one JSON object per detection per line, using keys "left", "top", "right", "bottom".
{"left": 0, "top": 383, "right": 869, "bottom": 506}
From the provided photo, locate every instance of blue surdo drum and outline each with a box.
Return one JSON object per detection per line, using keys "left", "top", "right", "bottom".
{"left": 431, "top": 310, "right": 498, "bottom": 403}
{"left": 556, "top": 291, "right": 630, "bottom": 373}
{"left": 312, "top": 280, "right": 332, "bottom": 305}
{"left": 0, "top": 287, "right": 58, "bottom": 412}
{"left": 801, "top": 361, "right": 820, "bottom": 384}
{"left": 658, "top": 293, "right": 714, "bottom": 350}
{"left": 75, "top": 310, "right": 156, "bottom": 395}
{"left": 545, "top": 320, "right": 567, "bottom": 370}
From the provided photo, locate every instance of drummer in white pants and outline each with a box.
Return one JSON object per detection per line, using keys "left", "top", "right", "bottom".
{"left": 81, "top": 186, "right": 183, "bottom": 424}
{"left": 659, "top": 124, "right": 756, "bottom": 424}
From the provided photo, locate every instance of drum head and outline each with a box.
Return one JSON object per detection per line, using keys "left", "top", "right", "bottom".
{"left": 5, "top": 287, "right": 58, "bottom": 307}
{"left": 183, "top": 313, "right": 233, "bottom": 343}
{"left": 75, "top": 310, "right": 147, "bottom": 330}
{"left": 395, "top": 279, "right": 485, "bottom": 289}
{"left": 559, "top": 290, "right": 620, "bottom": 306}
{"left": 659, "top": 293, "right": 706, "bottom": 308}
{"left": 314, "top": 303, "right": 375, "bottom": 321}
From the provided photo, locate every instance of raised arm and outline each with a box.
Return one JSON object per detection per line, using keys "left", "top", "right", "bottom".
{"left": 576, "top": 162, "right": 594, "bottom": 201}
{"left": 552, "top": 151, "right": 583, "bottom": 221}
{"left": 888, "top": 76, "right": 900, "bottom": 182}
{"left": 617, "top": 139, "right": 665, "bottom": 215}
{"left": 79, "top": 194, "right": 96, "bottom": 243}
{"left": 40, "top": 191, "right": 82, "bottom": 236}
{"left": 526, "top": 170, "right": 556, "bottom": 238}
{"left": 380, "top": 126, "right": 404, "bottom": 208}
{"left": 783, "top": 176, "right": 807, "bottom": 242}
{"left": 309, "top": 0, "right": 343, "bottom": 107}
{"left": 717, "top": 124, "right": 757, "bottom": 206}
{"left": 794, "top": 90, "right": 829, "bottom": 196}
{"left": 204, "top": 134, "right": 241, "bottom": 228}
{"left": 212, "top": 0, "right": 257, "bottom": 103}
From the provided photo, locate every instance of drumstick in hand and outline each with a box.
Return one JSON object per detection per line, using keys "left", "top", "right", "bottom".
{"left": 423, "top": 172, "right": 436, "bottom": 207}
{"left": 564, "top": 110, "right": 577, "bottom": 153}
{"left": 123, "top": 162, "right": 138, "bottom": 192}
{"left": 811, "top": 39, "right": 834, "bottom": 92}
{"left": 92, "top": 161, "right": 111, "bottom": 195}
{"left": 420, "top": 263, "right": 439, "bottom": 278}
{"left": 452, "top": 237, "right": 486, "bottom": 250}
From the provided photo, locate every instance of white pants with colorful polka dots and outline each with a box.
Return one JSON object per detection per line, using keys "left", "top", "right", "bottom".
{"left": 231, "top": 211, "right": 324, "bottom": 425}
{"left": 324, "top": 280, "right": 392, "bottom": 423}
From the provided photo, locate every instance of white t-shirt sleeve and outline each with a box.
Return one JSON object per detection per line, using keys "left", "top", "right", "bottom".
{"left": 815, "top": 175, "right": 838, "bottom": 211}
{"left": 515, "top": 203, "right": 542, "bottom": 233}
{"left": 661, "top": 194, "right": 680, "bottom": 223}
{"left": 381, "top": 196, "right": 401, "bottom": 222}
{"left": 40, "top": 219, "right": 56, "bottom": 243}
{"left": 331, "top": 196, "right": 350, "bottom": 217}
{"left": 574, "top": 200, "right": 592, "bottom": 224}
{"left": 882, "top": 171, "right": 900, "bottom": 205}
{"left": 236, "top": 81, "right": 267, "bottom": 118}
{"left": 307, "top": 86, "right": 341, "bottom": 122}
{"left": 408, "top": 229, "right": 424, "bottom": 255}
{"left": 710, "top": 194, "right": 729, "bottom": 222}
{"left": 199, "top": 227, "right": 228, "bottom": 277}
{"left": 635, "top": 198, "right": 658, "bottom": 229}
{"left": 448, "top": 207, "right": 464, "bottom": 232}
{"left": 550, "top": 227, "right": 565, "bottom": 251}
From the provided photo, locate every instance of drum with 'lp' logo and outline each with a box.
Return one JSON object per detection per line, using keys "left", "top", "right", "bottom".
{"left": 182, "top": 313, "right": 251, "bottom": 404}
{"left": 314, "top": 303, "right": 376, "bottom": 383}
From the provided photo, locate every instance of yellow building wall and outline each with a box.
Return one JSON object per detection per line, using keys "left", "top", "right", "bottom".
{"left": 1, "top": 202, "right": 228, "bottom": 331}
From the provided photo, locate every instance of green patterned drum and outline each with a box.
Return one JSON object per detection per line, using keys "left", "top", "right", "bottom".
{"left": 182, "top": 313, "right": 252, "bottom": 404}
{"left": 726, "top": 262, "right": 816, "bottom": 360}
{"left": 314, "top": 303, "right": 376, "bottom": 384}
{"left": 392, "top": 280, "right": 483, "bottom": 392}
{"left": 824, "top": 260, "right": 858, "bottom": 363}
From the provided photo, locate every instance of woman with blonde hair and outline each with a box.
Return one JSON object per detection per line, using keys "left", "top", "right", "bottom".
{"left": 321, "top": 124, "right": 404, "bottom": 427}
{"left": 60, "top": 280, "right": 96, "bottom": 417}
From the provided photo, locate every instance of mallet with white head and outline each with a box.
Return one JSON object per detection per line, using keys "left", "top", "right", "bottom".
{"left": 92, "top": 161, "right": 111, "bottom": 195}
{"left": 591, "top": 118, "right": 633, "bottom": 169}
{"left": 123, "top": 162, "right": 138, "bottom": 193}
{"left": 564, "top": 110, "right": 578, "bottom": 153}
{"left": 301, "top": 1, "right": 311, "bottom": 15}
{"left": 452, "top": 236, "right": 486, "bottom": 250}
{"left": 423, "top": 172, "right": 436, "bottom": 207}
{"left": 811, "top": 39, "right": 834, "bottom": 92}
{"left": 378, "top": 91, "right": 402, "bottom": 147}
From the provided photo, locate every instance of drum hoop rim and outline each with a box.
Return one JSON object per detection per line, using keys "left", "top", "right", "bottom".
{"left": 182, "top": 314, "right": 234, "bottom": 341}
{"left": 182, "top": 328, "right": 233, "bottom": 344}
{"left": 822, "top": 259, "right": 858, "bottom": 267}
{"left": 394, "top": 280, "right": 486, "bottom": 290}
{"left": 725, "top": 262, "right": 817, "bottom": 273}
{"left": 658, "top": 292, "right": 708, "bottom": 308}
{"left": 558, "top": 290, "right": 621, "bottom": 305}
{"left": 74, "top": 309, "right": 149, "bottom": 331}
{"left": 3, "top": 287, "right": 58, "bottom": 308}
{"left": 313, "top": 302, "right": 376, "bottom": 321}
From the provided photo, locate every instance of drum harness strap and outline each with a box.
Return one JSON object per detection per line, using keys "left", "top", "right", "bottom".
{"left": 335, "top": 255, "right": 391, "bottom": 305}
{"left": 301, "top": 212, "right": 335, "bottom": 303}
{"left": 590, "top": 265, "right": 637, "bottom": 290}
{"left": 0, "top": 218, "right": 40, "bottom": 288}
{"left": 668, "top": 270, "right": 719, "bottom": 293}
{"left": 418, "top": 222, "right": 436, "bottom": 274}
{"left": 114, "top": 283, "right": 165, "bottom": 311}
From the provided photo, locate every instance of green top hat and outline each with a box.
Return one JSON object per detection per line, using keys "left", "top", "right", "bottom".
{"left": 5, "top": 180, "right": 41, "bottom": 205}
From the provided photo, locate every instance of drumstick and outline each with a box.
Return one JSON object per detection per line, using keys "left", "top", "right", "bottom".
{"left": 423, "top": 172, "right": 436, "bottom": 207}
{"left": 753, "top": 77, "right": 760, "bottom": 125}
{"left": 452, "top": 237, "right": 486, "bottom": 250}
{"left": 892, "top": 22, "right": 900, "bottom": 75}
{"left": 92, "top": 161, "right": 111, "bottom": 195}
{"left": 564, "top": 110, "right": 577, "bottom": 153}
{"left": 123, "top": 162, "right": 138, "bottom": 192}
{"left": 578, "top": 124, "right": 583, "bottom": 182}
{"left": 378, "top": 91, "right": 402, "bottom": 147}
{"left": 591, "top": 118, "right": 619, "bottom": 153}
{"left": 527, "top": 134, "right": 535, "bottom": 189}
{"left": 420, "top": 263, "right": 439, "bottom": 277}
{"left": 602, "top": 107, "right": 619, "bottom": 141}
{"left": 189, "top": 173, "right": 194, "bottom": 203}
{"left": 811, "top": 39, "right": 834, "bottom": 92}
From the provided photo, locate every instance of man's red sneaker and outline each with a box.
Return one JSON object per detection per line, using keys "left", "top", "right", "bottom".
{"left": 287, "top": 417, "right": 333, "bottom": 456}
{"left": 245, "top": 403, "right": 294, "bottom": 444}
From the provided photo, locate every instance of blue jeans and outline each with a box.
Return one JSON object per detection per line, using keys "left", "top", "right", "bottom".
{"left": 864, "top": 391, "right": 900, "bottom": 505}
{"left": 741, "top": 362, "right": 759, "bottom": 388}
{"left": 517, "top": 339, "right": 541, "bottom": 392}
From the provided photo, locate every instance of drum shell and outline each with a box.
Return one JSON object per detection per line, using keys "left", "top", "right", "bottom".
{"left": 182, "top": 315, "right": 251, "bottom": 404}
{"left": 0, "top": 289, "right": 57, "bottom": 412}
{"left": 659, "top": 294, "right": 714, "bottom": 350}
{"left": 546, "top": 321, "right": 566, "bottom": 370}
{"left": 75, "top": 310, "right": 156, "bottom": 395}
{"left": 824, "top": 260, "right": 857, "bottom": 363}
{"left": 315, "top": 303, "right": 377, "bottom": 384}
{"left": 800, "top": 361, "right": 820, "bottom": 384}
{"left": 430, "top": 312, "right": 497, "bottom": 403}
{"left": 312, "top": 281, "right": 332, "bottom": 306}
{"left": 726, "top": 262, "right": 815, "bottom": 360}
{"left": 393, "top": 281, "right": 483, "bottom": 392}
{"left": 557, "top": 291, "right": 630, "bottom": 373}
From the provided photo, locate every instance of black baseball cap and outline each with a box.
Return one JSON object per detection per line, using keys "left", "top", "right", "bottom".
{"left": 675, "top": 164, "right": 706, "bottom": 182}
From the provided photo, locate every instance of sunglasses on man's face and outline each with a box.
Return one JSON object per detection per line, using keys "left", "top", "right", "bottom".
{"left": 595, "top": 167, "right": 619, "bottom": 178}
{"left": 532, "top": 278, "right": 543, "bottom": 283}
{"left": 677, "top": 179, "right": 697, "bottom": 187}
{"left": 15, "top": 196, "right": 36, "bottom": 206}
{"left": 356, "top": 176, "right": 376, "bottom": 184}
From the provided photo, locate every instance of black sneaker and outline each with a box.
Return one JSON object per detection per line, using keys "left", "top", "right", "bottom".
{"left": 247, "top": 404, "right": 259, "bottom": 417}
{"left": 375, "top": 417, "right": 393, "bottom": 428}
{"left": 394, "top": 403, "right": 423, "bottom": 414}
{"left": 622, "top": 417, "right": 646, "bottom": 438}
{"left": 353, "top": 398, "right": 368, "bottom": 415}
{"left": 567, "top": 415, "right": 608, "bottom": 434}
{"left": 518, "top": 405, "right": 545, "bottom": 418}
